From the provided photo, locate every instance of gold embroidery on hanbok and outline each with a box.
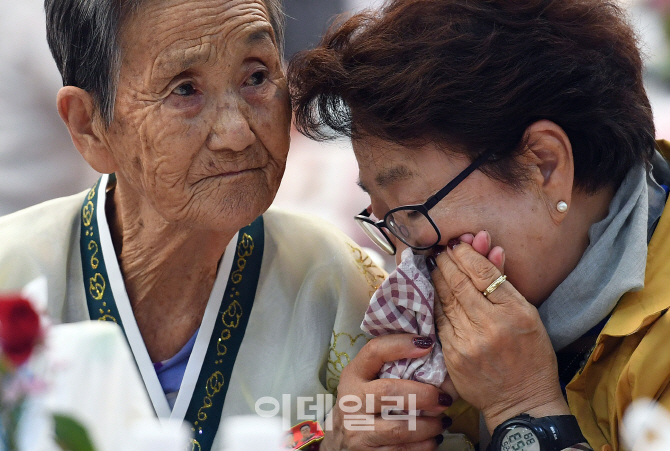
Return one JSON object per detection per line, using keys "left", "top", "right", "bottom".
{"left": 327, "top": 331, "right": 368, "bottom": 392}
{"left": 347, "top": 244, "right": 386, "bottom": 296}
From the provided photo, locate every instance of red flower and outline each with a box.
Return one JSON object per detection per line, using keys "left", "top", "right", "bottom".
{"left": 0, "top": 295, "right": 41, "bottom": 366}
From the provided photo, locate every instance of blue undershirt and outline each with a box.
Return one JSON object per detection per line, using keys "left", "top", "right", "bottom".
{"left": 153, "top": 329, "right": 199, "bottom": 409}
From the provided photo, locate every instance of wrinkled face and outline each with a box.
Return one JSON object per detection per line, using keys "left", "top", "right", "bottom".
{"left": 353, "top": 137, "right": 558, "bottom": 304}
{"left": 103, "top": 0, "right": 290, "bottom": 229}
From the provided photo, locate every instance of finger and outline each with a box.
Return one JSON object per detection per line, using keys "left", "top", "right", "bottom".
{"left": 488, "top": 246, "right": 505, "bottom": 273}
{"left": 471, "top": 230, "right": 491, "bottom": 256}
{"left": 363, "top": 416, "right": 445, "bottom": 447}
{"left": 463, "top": 230, "right": 504, "bottom": 272}
{"left": 438, "top": 374, "right": 459, "bottom": 403}
{"left": 429, "top": 261, "right": 456, "bottom": 339}
{"left": 447, "top": 242, "right": 503, "bottom": 295}
{"left": 432, "top": 259, "right": 487, "bottom": 338}
{"left": 457, "top": 233, "right": 475, "bottom": 245}
{"left": 348, "top": 334, "right": 435, "bottom": 382}
{"left": 458, "top": 230, "right": 504, "bottom": 271}
{"left": 431, "top": 278, "right": 458, "bottom": 360}
{"left": 448, "top": 243, "right": 519, "bottom": 305}
{"left": 362, "top": 377, "right": 451, "bottom": 413}
{"left": 434, "top": 250, "right": 491, "bottom": 317}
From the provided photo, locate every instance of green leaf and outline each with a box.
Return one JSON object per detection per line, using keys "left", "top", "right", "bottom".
{"left": 53, "top": 414, "right": 96, "bottom": 451}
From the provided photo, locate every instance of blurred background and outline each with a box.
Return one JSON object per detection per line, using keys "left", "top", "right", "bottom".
{"left": 3, "top": 0, "right": 670, "bottom": 269}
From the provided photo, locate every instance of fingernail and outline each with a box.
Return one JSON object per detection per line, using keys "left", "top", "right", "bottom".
{"left": 447, "top": 238, "right": 460, "bottom": 250}
{"left": 442, "top": 416, "right": 453, "bottom": 429}
{"left": 438, "top": 393, "right": 453, "bottom": 406}
{"left": 413, "top": 336, "right": 434, "bottom": 348}
{"left": 433, "top": 245, "right": 445, "bottom": 256}
{"left": 426, "top": 256, "right": 437, "bottom": 272}
{"left": 435, "top": 434, "right": 444, "bottom": 445}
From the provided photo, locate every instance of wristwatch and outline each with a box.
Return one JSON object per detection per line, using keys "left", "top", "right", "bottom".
{"left": 488, "top": 414, "right": 586, "bottom": 451}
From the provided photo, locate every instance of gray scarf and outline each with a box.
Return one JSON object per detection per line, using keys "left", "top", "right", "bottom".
{"left": 539, "top": 161, "right": 667, "bottom": 351}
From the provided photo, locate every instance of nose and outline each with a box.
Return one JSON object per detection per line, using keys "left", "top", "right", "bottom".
{"left": 207, "top": 99, "right": 255, "bottom": 152}
{"left": 412, "top": 221, "right": 440, "bottom": 249}
{"left": 390, "top": 216, "right": 438, "bottom": 251}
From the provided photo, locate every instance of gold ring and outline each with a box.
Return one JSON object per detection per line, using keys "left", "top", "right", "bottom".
{"left": 482, "top": 275, "right": 507, "bottom": 297}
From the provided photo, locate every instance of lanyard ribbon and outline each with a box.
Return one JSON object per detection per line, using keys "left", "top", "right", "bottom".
{"left": 80, "top": 176, "right": 265, "bottom": 451}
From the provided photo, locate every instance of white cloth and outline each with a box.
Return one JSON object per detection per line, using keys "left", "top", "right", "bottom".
{"left": 19, "top": 322, "right": 189, "bottom": 451}
{"left": 361, "top": 248, "right": 447, "bottom": 386}
{"left": 0, "top": 191, "right": 385, "bottom": 448}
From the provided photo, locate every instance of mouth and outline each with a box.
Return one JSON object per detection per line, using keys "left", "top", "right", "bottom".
{"left": 206, "top": 168, "right": 260, "bottom": 179}
{"left": 191, "top": 168, "right": 262, "bottom": 189}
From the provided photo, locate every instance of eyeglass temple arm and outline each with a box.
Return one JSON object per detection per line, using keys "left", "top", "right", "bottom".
{"left": 423, "top": 149, "right": 495, "bottom": 211}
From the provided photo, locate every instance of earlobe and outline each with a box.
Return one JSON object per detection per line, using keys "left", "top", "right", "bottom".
{"left": 522, "top": 120, "right": 574, "bottom": 223}
{"left": 57, "top": 87, "right": 118, "bottom": 173}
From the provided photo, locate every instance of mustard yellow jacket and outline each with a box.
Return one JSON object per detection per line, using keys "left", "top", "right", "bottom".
{"left": 448, "top": 141, "right": 670, "bottom": 451}
{"left": 566, "top": 141, "right": 670, "bottom": 451}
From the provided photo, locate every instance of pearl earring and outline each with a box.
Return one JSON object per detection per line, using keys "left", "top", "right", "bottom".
{"left": 557, "top": 201, "right": 568, "bottom": 213}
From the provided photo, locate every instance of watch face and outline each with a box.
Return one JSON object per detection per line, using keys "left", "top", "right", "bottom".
{"left": 500, "top": 425, "right": 541, "bottom": 451}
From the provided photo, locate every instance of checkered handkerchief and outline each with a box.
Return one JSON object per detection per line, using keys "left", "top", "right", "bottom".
{"left": 360, "top": 248, "right": 447, "bottom": 387}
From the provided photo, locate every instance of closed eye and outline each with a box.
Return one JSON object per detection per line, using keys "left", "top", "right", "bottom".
{"left": 405, "top": 209, "right": 423, "bottom": 220}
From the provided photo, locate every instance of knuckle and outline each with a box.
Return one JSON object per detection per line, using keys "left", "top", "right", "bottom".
{"left": 391, "top": 422, "right": 407, "bottom": 441}
{"left": 438, "top": 298, "right": 457, "bottom": 318}
{"left": 443, "top": 295, "right": 463, "bottom": 315}
{"left": 347, "top": 431, "right": 367, "bottom": 450}
{"left": 340, "top": 362, "right": 355, "bottom": 385}
{"left": 473, "top": 259, "right": 498, "bottom": 282}
{"left": 376, "top": 378, "right": 400, "bottom": 398}
{"left": 447, "top": 271, "right": 471, "bottom": 295}
{"left": 363, "top": 337, "right": 382, "bottom": 359}
{"left": 517, "top": 306, "right": 541, "bottom": 329}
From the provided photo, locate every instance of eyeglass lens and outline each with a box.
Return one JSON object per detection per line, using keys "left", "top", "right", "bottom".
{"left": 356, "top": 220, "right": 396, "bottom": 254}
{"left": 386, "top": 209, "right": 439, "bottom": 249}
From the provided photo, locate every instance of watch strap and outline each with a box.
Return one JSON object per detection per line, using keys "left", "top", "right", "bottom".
{"left": 532, "top": 415, "right": 586, "bottom": 451}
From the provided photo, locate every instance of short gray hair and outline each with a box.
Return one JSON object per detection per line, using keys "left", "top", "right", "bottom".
{"left": 45, "top": 0, "right": 285, "bottom": 125}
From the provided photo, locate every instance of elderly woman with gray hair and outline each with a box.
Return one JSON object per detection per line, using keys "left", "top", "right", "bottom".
{"left": 0, "top": 0, "right": 424, "bottom": 449}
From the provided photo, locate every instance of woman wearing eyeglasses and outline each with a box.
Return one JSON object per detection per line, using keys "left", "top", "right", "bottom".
{"left": 289, "top": 0, "right": 670, "bottom": 450}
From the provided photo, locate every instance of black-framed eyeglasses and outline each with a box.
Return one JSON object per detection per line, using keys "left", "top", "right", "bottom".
{"left": 354, "top": 149, "right": 494, "bottom": 255}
